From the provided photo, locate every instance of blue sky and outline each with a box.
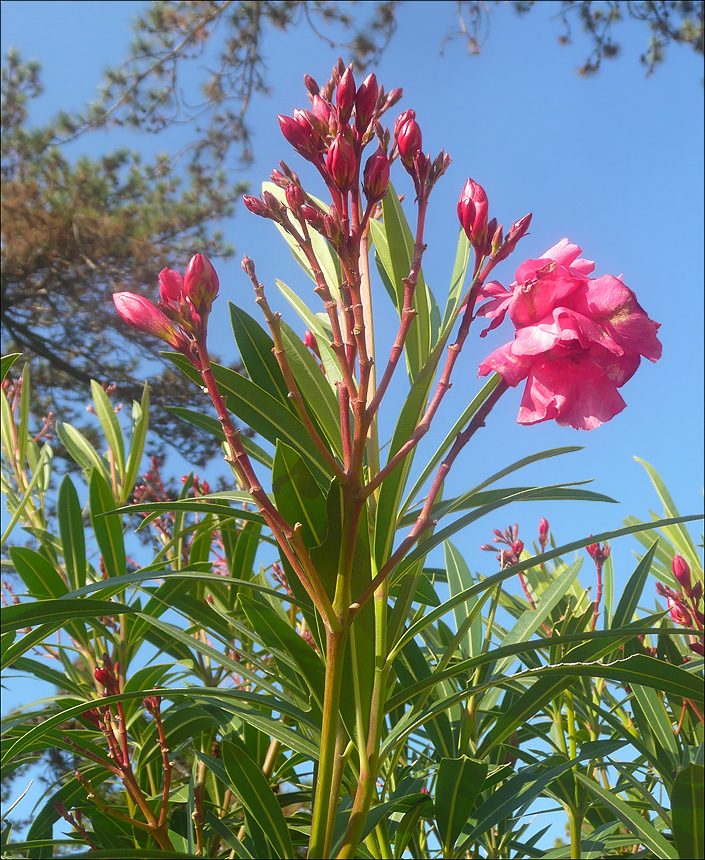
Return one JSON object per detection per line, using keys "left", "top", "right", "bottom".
{"left": 2, "top": 0, "right": 704, "bottom": 833}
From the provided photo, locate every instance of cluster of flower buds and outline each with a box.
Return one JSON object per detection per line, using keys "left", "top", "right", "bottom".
{"left": 657, "top": 555, "right": 704, "bottom": 656}
{"left": 456, "top": 178, "right": 531, "bottom": 261}
{"left": 481, "top": 523, "right": 524, "bottom": 567}
{"left": 586, "top": 540, "right": 611, "bottom": 566}
{"left": 246, "top": 58, "right": 453, "bottom": 266}
{"left": 94, "top": 654, "right": 120, "bottom": 695}
{"left": 113, "top": 254, "right": 219, "bottom": 359}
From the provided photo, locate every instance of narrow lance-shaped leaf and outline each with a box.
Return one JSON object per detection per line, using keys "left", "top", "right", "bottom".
{"left": 671, "top": 764, "right": 704, "bottom": 860}
{"left": 90, "top": 379, "right": 126, "bottom": 483}
{"left": 435, "top": 756, "right": 488, "bottom": 856}
{"left": 57, "top": 475, "right": 86, "bottom": 591}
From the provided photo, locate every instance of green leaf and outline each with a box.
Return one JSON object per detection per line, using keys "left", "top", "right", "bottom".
{"left": 630, "top": 684, "right": 680, "bottom": 766}
{"left": 0, "top": 444, "right": 51, "bottom": 548}
{"left": 442, "top": 229, "right": 472, "bottom": 329}
{"left": 491, "top": 558, "right": 583, "bottom": 678}
{"left": 373, "top": 182, "right": 432, "bottom": 379}
{"left": 229, "top": 303, "right": 291, "bottom": 407}
{"left": 17, "top": 362, "right": 30, "bottom": 466}
{"left": 275, "top": 279, "right": 343, "bottom": 385}
{"left": 612, "top": 540, "right": 658, "bottom": 628}
{"left": 435, "top": 756, "right": 488, "bottom": 856}
{"left": 401, "top": 375, "right": 502, "bottom": 514}
{"left": 272, "top": 442, "right": 328, "bottom": 549}
{"left": 90, "top": 379, "right": 126, "bottom": 482}
{"left": 1, "top": 598, "right": 133, "bottom": 632}
{"left": 279, "top": 318, "right": 341, "bottom": 457}
{"left": 57, "top": 475, "right": 86, "bottom": 590}
{"left": 89, "top": 468, "right": 126, "bottom": 580}
{"left": 204, "top": 811, "right": 254, "bottom": 858}
{"left": 574, "top": 771, "right": 678, "bottom": 858}
{"left": 165, "top": 352, "right": 331, "bottom": 484}
{"left": 635, "top": 457, "right": 702, "bottom": 572}
{"left": 671, "top": 764, "right": 704, "bottom": 860}
{"left": 56, "top": 422, "right": 109, "bottom": 478}
{"left": 219, "top": 737, "right": 294, "bottom": 859}
{"left": 123, "top": 381, "right": 149, "bottom": 504}
{"left": 444, "top": 541, "right": 481, "bottom": 658}
{"left": 239, "top": 592, "right": 325, "bottom": 712}
{"left": 1, "top": 353, "right": 21, "bottom": 382}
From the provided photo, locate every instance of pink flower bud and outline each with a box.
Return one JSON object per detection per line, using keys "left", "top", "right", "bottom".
{"left": 269, "top": 169, "right": 288, "bottom": 188}
{"left": 693, "top": 582, "right": 703, "bottom": 603}
{"left": 362, "top": 146, "right": 390, "bottom": 202}
{"left": 243, "top": 195, "right": 269, "bottom": 216}
{"left": 458, "top": 178, "right": 489, "bottom": 250}
{"left": 304, "top": 330, "right": 320, "bottom": 357}
{"left": 158, "top": 267, "right": 184, "bottom": 304}
{"left": 300, "top": 204, "right": 324, "bottom": 229}
{"left": 586, "top": 538, "right": 610, "bottom": 563}
{"left": 396, "top": 115, "right": 422, "bottom": 169}
{"left": 326, "top": 134, "right": 357, "bottom": 191}
{"left": 285, "top": 184, "right": 305, "bottom": 211}
{"left": 303, "top": 74, "right": 319, "bottom": 95}
{"left": 512, "top": 540, "right": 524, "bottom": 556}
{"left": 94, "top": 666, "right": 117, "bottom": 693}
{"left": 279, "top": 112, "right": 319, "bottom": 159}
{"left": 184, "top": 254, "right": 219, "bottom": 312}
{"left": 539, "top": 518, "right": 549, "bottom": 541}
{"left": 336, "top": 66, "right": 356, "bottom": 123}
{"left": 312, "top": 95, "right": 333, "bottom": 127}
{"left": 355, "top": 73, "right": 378, "bottom": 132}
{"left": 668, "top": 597, "right": 693, "bottom": 627}
{"left": 672, "top": 556, "right": 692, "bottom": 592}
{"left": 113, "top": 292, "right": 182, "bottom": 348}
{"left": 495, "top": 213, "right": 532, "bottom": 262}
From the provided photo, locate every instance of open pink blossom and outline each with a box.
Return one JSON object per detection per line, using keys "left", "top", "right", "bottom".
{"left": 478, "top": 240, "right": 661, "bottom": 430}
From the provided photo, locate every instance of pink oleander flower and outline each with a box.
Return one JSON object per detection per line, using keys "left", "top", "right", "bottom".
{"left": 477, "top": 240, "right": 662, "bottom": 430}
{"left": 113, "top": 292, "right": 183, "bottom": 349}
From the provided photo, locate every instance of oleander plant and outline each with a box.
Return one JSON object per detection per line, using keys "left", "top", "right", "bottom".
{"left": 1, "top": 59, "right": 703, "bottom": 859}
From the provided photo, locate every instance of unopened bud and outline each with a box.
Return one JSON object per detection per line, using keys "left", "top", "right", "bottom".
{"left": 299, "top": 204, "right": 324, "bottom": 229}
{"left": 539, "top": 518, "right": 549, "bottom": 541}
{"left": 457, "top": 178, "right": 489, "bottom": 250}
{"left": 496, "top": 212, "right": 532, "bottom": 261}
{"left": 672, "top": 556, "right": 692, "bottom": 592}
{"left": 184, "top": 254, "right": 219, "bottom": 312}
{"left": 336, "top": 66, "right": 356, "bottom": 123}
{"left": 158, "top": 268, "right": 184, "bottom": 304}
{"left": 326, "top": 134, "right": 357, "bottom": 191}
{"left": 269, "top": 169, "right": 288, "bottom": 188}
{"left": 241, "top": 255, "right": 256, "bottom": 278}
{"left": 512, "top": 540, "right": 524, "bottom": 556}
{"left": 285, "top": 184, "right": 305, "bottom": 211}
{"left": 113, "top": 293, "right": 183, "bottom": 349}
{"left": 396, "top": 115, "right": 422, "bottom": 170}
{"left": 355, "top": 73, "right": 378, "bottom": 133}
{"left": 304, "top": 330, "right": 320, "bottom": 357}
{"left": 303, "top": 74, "right": 319, "bottom": 95}
{"left": 362, "top": 146, "right": 390, "bottom": 202}
{"left": 242, "top": 195, "right": 269, "bottom": 217}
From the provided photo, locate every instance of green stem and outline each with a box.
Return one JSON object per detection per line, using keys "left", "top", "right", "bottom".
{"left": 308, "top": 627, "right": 348, "bottom": 859}
{"left": 336, "top": 576, "right": 389, "bottom": 858}
{"left": 569, "top": 806, "right": 583, "bottom": 860}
